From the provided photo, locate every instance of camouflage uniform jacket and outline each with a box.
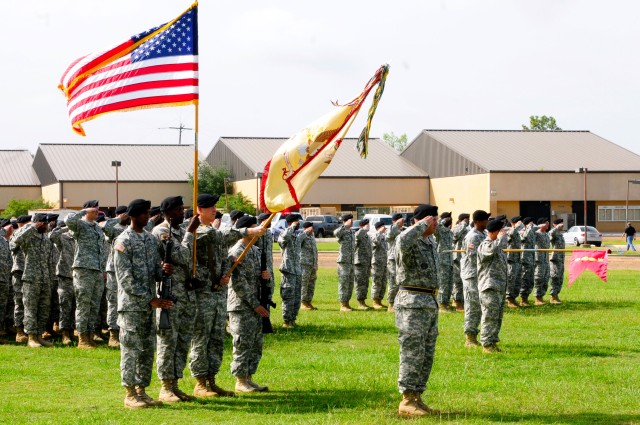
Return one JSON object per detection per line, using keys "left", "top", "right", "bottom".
{"left": 195, "top": 224, "right": 226, "bottom": 287}
{"left": 386, "top": 222, "right": 402, "bottom": 262}
{"left": 452, "top": 222, "right": 470, "bottom": 263}
{"left": 12, "top": 225, "right": 52, "bottom": 283}
{"left": 354, "top": 228, "right": 372, "bottom": 266}
{"left": 278, "top": 225, "right": 301, "bottom": 275}
{"left": 113, "top": 227, "right": 163, "bottom": 312}
{"left": 0, "top": 235, "right": 11, "bottom": 283}
{"left": 152, "top": 221, "right": 194, "bottom": 286}
{"left": 395, "top": 221, "right": 439, "bottom": 309}
{"left": 461, "top": 227, "right": 486, "bottom": 280}
{"left": 534, "top": 230, "right": 551, "bottom": 263}
{"left": 477, "top": 235, "right": 508, "bottom": 292}
{"left": 66, "top": 210, "right": 106, "bottom": 271}
{"left": 371, "top": 231, "right": 387, "bottom": 265}
{"left": 299, "top": 232, "right": 318, "bottom": 268}
{"left": 103, "top": 219, "right": 127, "bottom": 273}
{"left": 334, "top": 224, "right": 354, "bottom": 264}
{"left": 506, "top": 223, "right": 523, "bottom": 262}
{"left": 49, "top": 227, "right": 76, "bottom": 279}
{"left": 548, "top": 226, "right": 565, "bottom": 261}
{"left": 227, "top": 240, "right": 261, "bottom": 312}
{"left": 435, "top": 222, "right": 453, "bottom": 263}
{"left": 10, "top": 231, "right": 25, "bottom": 274}
{"left": 520, "top": 224, "right": 537, "bottom": 264}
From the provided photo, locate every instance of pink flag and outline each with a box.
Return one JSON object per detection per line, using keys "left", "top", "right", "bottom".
{"left": 568, "top": 250, "right": 608, "bottom": 287}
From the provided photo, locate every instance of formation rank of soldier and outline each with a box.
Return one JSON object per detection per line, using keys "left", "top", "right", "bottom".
{"left": 0, "top": 198, "right": 568, "bottom": 416}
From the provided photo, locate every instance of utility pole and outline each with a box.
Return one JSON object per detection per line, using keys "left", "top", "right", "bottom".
{"left": 158, "top": 123, "right": 193, "bottom": 144}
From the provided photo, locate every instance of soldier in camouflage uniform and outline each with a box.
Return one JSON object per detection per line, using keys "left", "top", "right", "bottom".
{"left": 370, "top": 221, "right": 388, "bottom": 310}
{"left": 519, "top": 217, "right": 536, "bottom": 306}
{"left": 10, "top": 215, "right": 30, "bottom": 343}
{"left": 505, "top": 216, "right": 523, "bottom": 308}
{"left": 49, "top": 222, "right": 77, "bottom": 345}
{"left": 66, "top": 200, "right": 107, "bottom": 349}
{"left": 278, "top": 215, "right": 302, "bottom": 327}
{"left": 451, "top": 213, "right": 470, "bottom": 312}
{"left": 477, "top": 219, "right": 508, "bottom": 353}
{"left": 548, "top": 218, "right": 565, "bottom": 304}
{"left": 335, "top": 214, "right": 355, "bottom": 312}
{"left": 114, "top": 199, "right": 173, "bottom": 409}
{"left": 256, "top": 212, "right": 275, "bottom": 311}
{"left": 45, "top": 215, "right": 60, "bottom": 339}
{"left": 386, "top": 213, "right": 404, "bottom": 312}
{"left": 434, "top": 213, "right": 454, "bottom": 312}
{"left": 0, "top": 219, "right": 14, "bottom": 339}
{"left": 12, "top": 213, "right": 53, "bottom": 348}
{"left": 461, "top": 210, "right": 490, "bottom": 348}
{"left": 354, "top": 219, "right": 373, "bottom": 310}
{"left": 533, "top": 218, "right": 551, "bottom": 305}
{"left": 395, "top": 205, "right": 440, "bottom": 417}
{"left": 299, "top": 221, "right": 318, "bottom": 311}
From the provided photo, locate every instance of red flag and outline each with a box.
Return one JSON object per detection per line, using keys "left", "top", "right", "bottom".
{"left": 568, "top": 250, "right": 608, "bottom": 287}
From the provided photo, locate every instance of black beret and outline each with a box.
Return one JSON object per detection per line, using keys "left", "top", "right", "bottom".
{"left": 440, "top": 212, "right": 452, "bottom": 219}
{"left": 391, "top": 213, "right": 403, "bottom": 221}
{"left": 414, "top": 204, "right": 438, "bottom": 220}
{"left": 486, "top": 219, "right": 504, "bottom": 232}
{"left": 553, "top": 218, "right": 564, "bottom": 225}
{"left": 197, "top": 194, "right": 219, "bottom": 208}
{"left": 236, "top": 215, "right": 257, "bottom": 229}
{"left": 257, "top": 212, "right": 271, "bottom": 222}
{"left": 302, "top": 221, "right": 314, "bottom": 229}
{"left": 0, "top": 218, "right": 10, "bottom": 227}
{"left": 115, "top": 205, "right": 127, "bottom": 215}
{"left": 47, "top": 214, "right": 59, "bottom": 223}
{"left": 495, "top": 214, "right": 507, "bottom": 221}
{"left": 537, "top": 217, "right": 549, "bottom": 225}
{"left": 472, "top": 210, "right": 490, "bottom": 222}
{"left": 127, "top": 199, "right": 151, "bottom": 217}
{"left": 17, "top": 215, "right": 32, "bottom": 223}
{"left": 33, "top": 213, "right": 48, "bottom": 223}
{"left": 523, "top": 217, "right": 533, "bottom": 225}
{"left": 458, "top": 213, "right": 470, "bottom": 221}
{"left": 230, "top": 210, "right": 245, "bottom": 221}
{"left": 285, "top": 214, "right": 300, "bottom": 224}
{"left": 341, "top": 213, "right": 353, "bottom": 222}
{"left": 83, "top": 200, "right": 99, "bottom": 209}
{"left": 511, "top": 216, "right": 522, "bottom": 223}
{"left": 149, "top": 206, "right": 161, "bottom": 217}
{"left": 360, "top": 218, "right": 370, "bottom": 226}
{"left": 160, "top": 196, "right": 183, "bottom": 212}
{"left": 375, "top": 221, "right": 386, "bottom": 229}
{"left": 184, "top": 208, "right": 194, "bottom": 219}
{"left": 215, "top": 211, "right": 223, "bottom": 220}
{"left": 96, "top": 215, "right": 106, "bottom": 223}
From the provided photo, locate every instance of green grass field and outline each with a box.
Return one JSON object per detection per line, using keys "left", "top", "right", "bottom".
{"left": 273, "top": 242, "right": 339, "bottom": 252}
{"left": 1, "top": 269, "right": 639, "bottom": 424}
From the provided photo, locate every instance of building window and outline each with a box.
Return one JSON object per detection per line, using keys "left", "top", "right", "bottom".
{"left": 598, "top": 206, "right": 640, "bottom": 222}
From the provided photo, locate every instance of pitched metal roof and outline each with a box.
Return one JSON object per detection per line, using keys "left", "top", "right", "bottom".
{"left": 212, "top": 137, "right": 428, "bottom": 178}
{"left": 0, "top": 150, "right": 40, "bottom": 186}
{"left": 415, "top": 130, "right": 640, "bottom": 172}
{"left": 35, "top": 144, "right": 198, "bottom": 182}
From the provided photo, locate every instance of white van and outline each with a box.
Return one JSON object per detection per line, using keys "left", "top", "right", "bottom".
{"left": 362, "top": 214, "right": 393, "bottom": 231}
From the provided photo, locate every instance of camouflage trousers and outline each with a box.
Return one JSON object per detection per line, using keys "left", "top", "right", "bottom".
{"left": 337, "top": 263, "right": 354, "bottom": 303}
{"left": 534, "top": 261, "right": 550, "bottom": 298}
{"left": 22, "top": 279, "right": 51, "bottom": 335}
{"left": 519, "top": 260, "right": 535, "bottom": 298}
{"left": 97, "top": 279, "right": 108, "bottom": 331}
{"left": 387, "top": 258, "right": 398, "bottom": 304}
{"left": 437, "top": 261, "right": 453, "bottom": 305}
{"left": 452, "top": 260, "right": 464, "bottom": 302}
{"left": 354, "top": 264, "right": 371, "bottom": 301}
{"left": 118, "top": 309, "right": 156, "bottom": 388}
{"left": 105, "top": 272, "right": 119, "bottom": 331}
{"left": 12, "top": 272, "right": 24, "bottom": 327}
{"left": 506, "top": 260, "right": 522, "bottom": 299}
{"left": 57, "top": 276, "right": 75, "bottom": 330}
{"left": 480, "top": 288, "right": 505, "bottom": 346}
{"left": 371, "top": 264, "right": 387, "bottom": 300}
{"left": 280, "top": 271, "right": 301, "bottom": 323}
{"left": 301, "top": 267, "right": 317, "bottom": 303}
{"left": 48, "top": 279, "right": 59, "bottom": 330}
{"left": 156, "top": 288, "right": 196, "bottom": 380}
{"left": 4, "top": 282, "right": 13, "bottom": 329}
{"left": 229, "top": 309, "right": 263, "bottom": 378}
{"left": 190, "top": 289, "right": 227, "bottom": 378}
{"left": 73, "top": 268, "right": 104, "bottom": 333}
{"left": 462, "top": 276, "right": 481, "bottom": 336}
{"left": 549, "top": 259, "right": 565, "bottom": 296}
{"left": 0, "top": 279, "right": 8, "bottom": 331}
{"left": 396, "top": 306, "right": 439, "bottom": 394}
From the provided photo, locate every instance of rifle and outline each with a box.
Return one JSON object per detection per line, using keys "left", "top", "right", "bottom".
{"left": 259, "top": 239, "right": 276, "bottom": 334}
{"left": 158, "top": 229, "right": 178, "bottom": 330}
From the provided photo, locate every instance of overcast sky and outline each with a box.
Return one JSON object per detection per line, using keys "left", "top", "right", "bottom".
{"left": 2, "top": 0, "right": 639, "bottom": 158}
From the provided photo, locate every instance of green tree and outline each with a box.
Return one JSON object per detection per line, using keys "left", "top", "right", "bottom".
{"left": 2, "top": 197, "right": 54, "bottom": 218}
{"left": 383, "top": 132, "right": 408, "bottom": 152}
{"left": 187, "top": 161, "right": 233, "bottom": 196}
{"left": 218, "top": 192, "right": 256, "bottom": 215}
{"left": 522, "top": 115, "right": 561, "bottom": 131}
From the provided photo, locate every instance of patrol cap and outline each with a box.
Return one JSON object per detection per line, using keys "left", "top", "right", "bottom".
{"left": 360, "top": 218, "right": 370, "bottom": 226}
{"left": 440, "top": 212, "right": 452, "bottom": 219}
{"left": 197, "top": 194, "right": 219, "bottom": 208}
{"left": 32, "top": 213, "right": 48, "bottom": 223}
{"left": 553, "top": 218, "right": 564, "bottom": 225}
{"left": 391, "top": 213, "right": 403, "bottom": 221}
{"left": 127, "top": 199, "right": 151, "bottom": 217}
{"left": 302, "top": 221, "right": 314, "bottom": 229}
{"left": 149, "top": 206, "right": 161, "bottom": 217}
{"left": 17, "top": 215, "right": 31, "bottom": 223}
{"left": 511, "top": 216, "right": 522, "bottom": 223}
{"left": 285, "top": 214, "right": 300, "bottom": 224}
{"left": 47, "top": 214, "right": 59, "bottom": 223}
{"left": 375, "top": 221, "right": 385, "bottom": 229}
{"left": 160, "top": 196, "right": 183, "bottom": 212}
{"left": 537, "top": 217, "right": 549, "bottom": 225}
{"left": 215, "top": 211, "right": 223, "bottom": 220}
{"left": 236, "top": 215, "right": 257, "bottom": 229}
{"left": 83, "top": 200, "right": 99, "bottom": 209}
{"left": 257, "top": 212, "right": 271, "bottom": 222}
{"left": 523, "top": 217, "right": 533, "bottom": 225}
{"left": 486, "top": 219, "right": 504, "bottom": 232}
{"left": 472, "top": 210, "right": 490, "bottom": 222}
{"left": 340, "top": 213, "right": 353, "bottom": 222}
{"left": 413, "top": 204, "right": 438, "bottom": 220}
{"left": 115, "top": 205, "right": 127, "bottom": 215}
{"left": 230, "top": 210, "right": 245, "bottom": 221}
{"left": 458, "top": 213, "right": 470, "bottom": 221}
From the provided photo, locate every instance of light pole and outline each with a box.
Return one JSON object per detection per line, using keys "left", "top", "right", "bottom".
{"left": 111, "top": 160, "right": 121, "bottom": 207}
{"left": 575, "top": 167, "right": 588, "bottom": 244}
{"left": 626, "top": 179, "right": 640, "bottom": 222}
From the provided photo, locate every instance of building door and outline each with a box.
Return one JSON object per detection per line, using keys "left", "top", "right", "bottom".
{"left": 572, "top": 201, "right": 596, "bottom": 227}
{"left": 519, "top": 201, "right": 551, "bottom": 221}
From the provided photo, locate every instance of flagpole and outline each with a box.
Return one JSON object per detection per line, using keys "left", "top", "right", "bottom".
{"left": 192, "top": 102, "right": 199, "bottom": 275}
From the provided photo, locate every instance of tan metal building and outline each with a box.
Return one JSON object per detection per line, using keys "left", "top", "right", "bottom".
{"left": 402, "top": 130, "right": 640, "bottom": 232}
{"left": 0, "top": 150, "right": 41, "bottom": 210}
{"left": 32, "top": 144, "right": 197, "bottom": 211}
{"left": 206, "top": 137, "right": 430, "bottom": 216}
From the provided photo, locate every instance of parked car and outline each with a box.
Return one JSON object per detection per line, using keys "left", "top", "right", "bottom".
{"left": 362, "top": 213, "right": 393, "bottom": 231}
{"left": 563, "top": 225, "right": 603, "bottom": 247}
{"left": 306, "top": 215, "right": 341, "bottom": 238}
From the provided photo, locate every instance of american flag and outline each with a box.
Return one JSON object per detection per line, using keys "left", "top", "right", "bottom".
{"left": 59, "top": 3, "right": 198, "bottom": 136}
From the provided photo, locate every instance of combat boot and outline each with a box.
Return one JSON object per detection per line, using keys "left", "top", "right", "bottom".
{"left": 61, "top": 330, "right": 73, "bottom": 346}
{"left": 158, "top": 380, "right": 181, "bottom": 403}
{"left": 439, "top": 304, "right": 453, "bottom": 313}
{"left": 135, "top": 386, "right": 163, "bottom": 406}
{"left": 535, "top": 296, "right": 546, "bottom": 306}
{"left": 340, "top": 302, "right": 353, "bottom": 312}
{"left": 464, "top": 334, "right": 480, "bottom": 348}
{"left": 124, "top": 386, "right": 147, "bottom": 409}
{"left": 506, "top": 297, "right": 520, "bottom": 309}
{"left": 550, "top": 294, "right": 562, "bottom": 304}
{"left": 37, "top": 334, "right": 53, "bottom": 347}
{"left": 357, "top": 299, "right": 373, "bottom": 310}
{"left": 301, "top": 301, "right": 315, "bottom": 311}
{"left": 387, "top": 302, "right": 395, "bottom": 313}
{"left": 248, "top": 375, "right": 269, "bottom": 392}
{"left": 235, "top": 377, "right": 257, "bottom": 393}
{"left": 93, "top": 331, "right": 107, "bottom": 344}
{"left": 27, "top": 334, "right": 43, "bottom": 348}
{"left": 41, "top": 330, "right": 55, "bottom": 340}
{"left": 520, "top": 296, "right": 530, "bottom": 307}
{"left": 282, "top": 322, "right": 295, "bottom": 329}
{"left": 372, "top": 298, "right": 387, "bottom": 310}
{"left": 482, "top": 343, "right": 501, "bottom": 354}
{"left": 193, "top": 376, "right": 217, "bottom": 398}
{"left": 415, "top": 392, "right": 441, "bottom": 415}
{"left": 15, "top": 327, "right": 28, "bottom": 344}
{"left": 172, "top": 380, "right": 196, "bottom": 401}
{"left": 77, "top": 333, "right": 95, "bottom": 350}
{"left": 398, "top": 391, "right": 429, "bottom": 417}
{"left": 454, "top": 300, "right": 464, "bottom": 312}
{"left": 108, "top": 330, "right": 120, "bottom": 348}
{"left": 52, "top": 322, "right": 60, "bottom": 334}
{"left": 207, "top": 375, "right": 235, "bottom": 397}
{"left": 86, "top": 333, "right": 97, "bottom": 348}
